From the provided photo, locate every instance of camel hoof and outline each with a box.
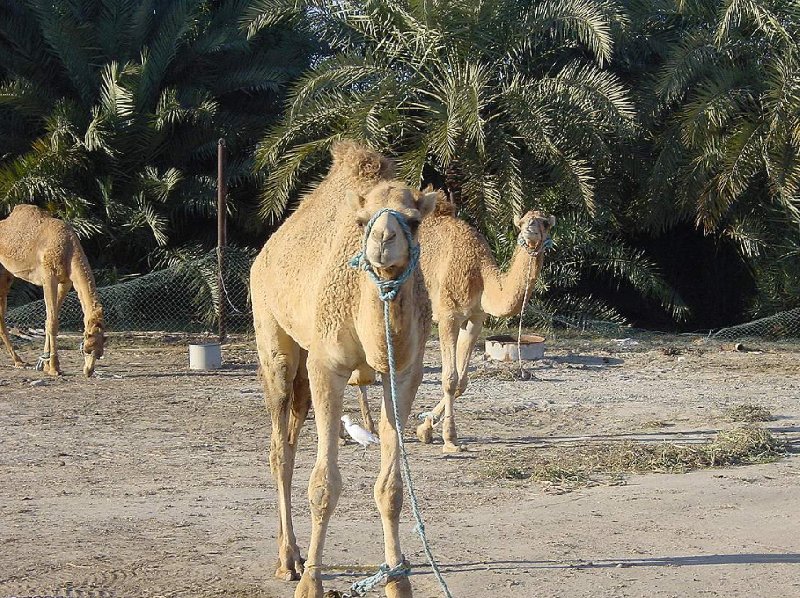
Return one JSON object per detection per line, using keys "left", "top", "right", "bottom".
{"left": 275, "top": 553, "right": 304, "bottom": 581}
{"left": 416, "top": 420, "right": 434, "bottom": 444}
{"left": 442, "top": 442, "right": 465, "bottom": 454}
{"left": 293, "top": 573, "right": 323, "bottom": 598}
{"left": 385, "top": 576, "right": 413, "bottom": 598}
{"left": 276, "top": 567, "right": 302, "bottom": 581}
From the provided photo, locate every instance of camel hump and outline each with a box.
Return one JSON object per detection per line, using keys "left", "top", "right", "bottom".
{"left": 433, "top": 197, "right": 456, "bottom": 217}
{"left": 330, "top": 139, "right": 396, "bottom": 181}
{"left": 10, "top": 203, "right": 49, "bottom": 219}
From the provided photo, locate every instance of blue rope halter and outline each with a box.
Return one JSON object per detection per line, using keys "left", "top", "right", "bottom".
{"left": 348, "top": 208, "right": 420, "bottom": 302}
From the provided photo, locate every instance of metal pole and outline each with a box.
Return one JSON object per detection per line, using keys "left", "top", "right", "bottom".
{"left": 217, "top": 138, "right": 227, "bottom": 343}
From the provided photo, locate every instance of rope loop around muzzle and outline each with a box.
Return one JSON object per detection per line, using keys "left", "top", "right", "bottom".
{"left": 348, "top": 208, "right": 420, "bottom": 302}
{"left": 517, "top": 232, "right": 553, "bottom": 256}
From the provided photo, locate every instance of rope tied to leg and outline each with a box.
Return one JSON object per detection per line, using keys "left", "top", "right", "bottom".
{"left": 35, "top": 352, "right": 50, "bottom": 371}
{"left": 341, "top": 559, "right": 412, "bottom": 598}
{"left": 347, "top": 209, "right": 453, "bottom": 598}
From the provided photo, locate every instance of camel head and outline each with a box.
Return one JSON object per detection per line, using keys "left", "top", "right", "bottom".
{"left": 513, "top": 210, "right": 556, "bottom": 254}
{"left": 81, "top": 307, "right": 106, "bottom": 377}
{"left": 347, "top": 181, "right": 438, "bottom": 280}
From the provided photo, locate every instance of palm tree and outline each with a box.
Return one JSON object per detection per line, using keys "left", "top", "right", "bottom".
{"left": 634, "top": 0, "right": 800, "bottom": 315}
{"left": 0, "top": 0, "right": 314, "bottom": 271}
{"left": 246, "top": 0, "right": 686, "bottom": 323}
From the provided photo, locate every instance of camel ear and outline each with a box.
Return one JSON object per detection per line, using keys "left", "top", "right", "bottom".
{"left": 346, "top": 190, "right": 365, "bottom": 211}
{"left": 513, "top": 213, "right": 523, "bottom": 229}
{"left": 417, "top": 191, "right": 437, "bottom": 219}
{"left": 548, "top": 215, "right": 556, "bottom": 228}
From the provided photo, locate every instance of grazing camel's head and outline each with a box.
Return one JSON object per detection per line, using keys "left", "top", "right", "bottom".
{"left": 347, "top": 181, "right": 438, "bottom": 279}
{"left": 514, "top": 210, "right": 556, "bottom": 253}
{"left": 81, "top": 308, "right": 106, "bottom": 377}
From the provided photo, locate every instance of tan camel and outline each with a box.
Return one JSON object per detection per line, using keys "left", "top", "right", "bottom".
{"left": 350, "top": 198, "right": 555, "bottom": 452}
{"left": 251, "top": 141, "right": 437, "bottom": 598}
{"left": 0, "top": 205, "right": 106, "bottom": 377}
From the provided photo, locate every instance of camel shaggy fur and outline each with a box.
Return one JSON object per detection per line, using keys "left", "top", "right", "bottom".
{"left": 0, "top": 205, "right": 105, "bottom": 377}
{"left": 250, "top": 141, "right": 436, "bottom": 598}
{"left": 351, "top": 197, "right": 555, "bottom": 452}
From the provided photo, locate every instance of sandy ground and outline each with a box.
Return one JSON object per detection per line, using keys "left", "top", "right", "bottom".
{"left": 1, "top": 333, "right": 799, "bottom": 598}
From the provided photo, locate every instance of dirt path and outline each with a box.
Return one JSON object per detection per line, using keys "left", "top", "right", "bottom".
{"left": 1, "top": 335, "right": 798, "bottom": 597}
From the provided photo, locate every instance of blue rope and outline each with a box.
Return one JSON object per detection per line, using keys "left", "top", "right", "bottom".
{"left": 346, "top": 209, "right": 454, "bottom": 598}
{"left": 345, "top": 561, "right": 411, "bottom": 597}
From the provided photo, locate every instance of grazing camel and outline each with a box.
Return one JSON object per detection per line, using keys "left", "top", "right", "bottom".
{"left": 250, "top": 141, "right": 436, "bottom": 598}
{"left": 0, "top": 205, "right": 105, "bottom": 377}
{"left": 350, "top": 197, "right": 555, "bottom": 451}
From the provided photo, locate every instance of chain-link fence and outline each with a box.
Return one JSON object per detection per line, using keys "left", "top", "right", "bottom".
{"left": 713, "top": 308, "right": 800, "bottom": 341}
{"left": 6, "top": 247, "right": 254, "bottom": 335}
{"left": 5, "top": 245, "right": 799, "bottom": 345}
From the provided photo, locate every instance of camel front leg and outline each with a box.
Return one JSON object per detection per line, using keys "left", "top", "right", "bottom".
{"left": 416, "top": 316, "right": 462, "bottom": 452}
{"left": 40, "top": 278, "right": 61, "bottom": 376}
{"left": 375, "top": 371, "right": 417, "bottom": 598}
{"left": 255, "top": 311, "right": 305, "bottom": 581}
{"left": 39, "top": 281, "right": 71, "bottom": 374}
{"left": 0, "top": 268, "right": 25, "bottom": 367}
{"left": 294, "top": 357, "right": 346, "bottom": 598}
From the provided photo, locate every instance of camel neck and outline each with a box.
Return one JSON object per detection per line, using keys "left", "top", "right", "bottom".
{"left": 69, "top": 254, "right": 102, "bottom": 327}
{"left": 357, "top": 272, "right": 422, "bottom": 374}
{"left": 479, "top": 246, "right": 544, "bottom": 318}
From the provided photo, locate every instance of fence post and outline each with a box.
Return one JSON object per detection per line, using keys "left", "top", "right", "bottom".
{"left": 217, "top": 138, "right": 227, "bottom": 343}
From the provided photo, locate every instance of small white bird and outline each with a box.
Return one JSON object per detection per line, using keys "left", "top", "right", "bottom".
{"left": 341, "top": 414, "right": 380, "bottom": 456}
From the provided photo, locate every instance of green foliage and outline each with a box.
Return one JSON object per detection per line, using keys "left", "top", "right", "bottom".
{"left": 248, "top": 0, "right": 636, "bottom": 223}
{"left": 626, "top": 0, "right": 800, "bottom": 316}
{"left": 0, "top": 0, "right": 313, "bottom": 270}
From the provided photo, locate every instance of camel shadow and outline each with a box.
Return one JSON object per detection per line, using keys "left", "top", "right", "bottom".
{"left": 412, "top": 553, "right": 800, "bottom": 574}
{"left": 322, "top": 553, "right": 800, "bottom": 584}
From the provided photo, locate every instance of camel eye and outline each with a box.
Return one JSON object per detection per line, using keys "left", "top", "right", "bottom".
{"left": 407, "top": 219, "right": 420, "bottom": 234}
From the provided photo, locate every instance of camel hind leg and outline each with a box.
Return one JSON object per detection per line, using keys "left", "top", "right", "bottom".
{"left": 0, "top": 268, "right": 25, "bottom": 367}
{"left": 255, "top": 308, "right": 306, "bottom": 581}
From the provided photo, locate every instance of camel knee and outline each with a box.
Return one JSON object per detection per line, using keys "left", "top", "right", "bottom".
{"left": 455, "top": 374, "right": 469, "bottom": 397}
{"left": 269, "top": 442, "right": 288, "bottom": 477}
{"left": 442, "top": 371, "right": 458, "bottom": 397}
{"left": 308, "top": 464, "right": 342, "bottom": 522}
{"left": 374, "top": 470, "right": 403, "bottom": 520}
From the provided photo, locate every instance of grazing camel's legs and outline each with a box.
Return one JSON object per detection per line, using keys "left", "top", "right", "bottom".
{"left": 417, "top": 316, "right": 462, "bottom": 452}
{"left": 294, "top": 356, "right": 346, "bottom": 598}
{"left": 255, "top": 310, "right": 305, "bottom": 581}
{"left": 41, "top": 277, "right": 61, "bottom": 376}
{"left": 43, "top": 281, "right": 72, "bottom": 358}
{"left": 0, "top": 268, "right": 25, "bottom": 367}
{"left": 376, "top": 369, "right": 417, "bottom": 598}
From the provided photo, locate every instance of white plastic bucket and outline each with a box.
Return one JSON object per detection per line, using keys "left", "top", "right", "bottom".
{"left": 485, "top": 334, "right": 545, "bottom": 362}
{"left": 189, "top": 342, "right": 222, "bottom": 370}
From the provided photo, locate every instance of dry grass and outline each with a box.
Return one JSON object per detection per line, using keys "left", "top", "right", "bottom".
{"left": 724, "top": 404, "right": 774, "bottom": 422}
{"left": 486, "top": 426, "right": 784, "bottom": 493}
